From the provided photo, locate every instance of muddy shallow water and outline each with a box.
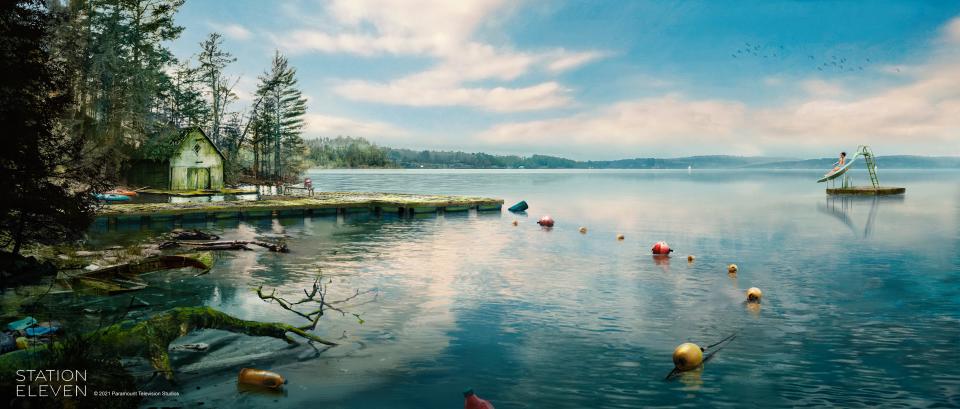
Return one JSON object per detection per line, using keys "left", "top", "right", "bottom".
{"left": 44, "top": 169, "right": 960, "bottom": 407}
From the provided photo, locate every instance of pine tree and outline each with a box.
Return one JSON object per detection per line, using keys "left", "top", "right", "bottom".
{"left": 0, "top": 0, "right": 112, "bottom": 262}
{"left": 197, "top": 32, "right": 236, "bottom": 146}
{"left": 254, "top": 50, "right": 307, "bottom": 181}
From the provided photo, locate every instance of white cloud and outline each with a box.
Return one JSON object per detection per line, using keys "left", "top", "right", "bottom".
{"left": 477, "top": 22, "right": 960, "bottom": 157}
{"left": 274, "top": 0, "right": 605, "bottom": 112}
{"left": 303, "top": 113, "right": 410, "bottom": 140}
{"left": 208, "top": 22, "right": 252, "bottom": 40}
{"left": 801, "top": 79, "right": 845, "bottom": 97}
{"left": 945, "top": 16, "right": 960, "bottom": 43}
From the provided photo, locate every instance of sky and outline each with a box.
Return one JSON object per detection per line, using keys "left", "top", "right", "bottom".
{"left": 169, "top": 0, "right": 960, "bottom": 159}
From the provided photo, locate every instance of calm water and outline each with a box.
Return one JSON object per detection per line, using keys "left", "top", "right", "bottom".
{"left": 82, "top": 169, "right": 958, "bottom": 408}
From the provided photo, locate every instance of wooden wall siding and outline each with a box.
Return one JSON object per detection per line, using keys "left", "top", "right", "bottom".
{"left": 170, "top": 130, "right": 224, "bottom": 190}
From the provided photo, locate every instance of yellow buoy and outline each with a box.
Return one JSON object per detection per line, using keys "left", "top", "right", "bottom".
{"left": 512, "top": 220, "right": 518, "bottom": 226}
{"left": 617, "top": 234, "right": 625, "bottom": 241}
{"left": 672, "top": 342, "right": 704, "bottom": 371}
{"left": 687, "top": 255, "right": 695, "bottom": 262}
{"left": 746, "top": 287, "right": 762, "bottom": 302}
{"left": 579, "top": 226, "right": 588, "bottom": 234}
{"left": 728, "top": 264, "right": 738, "bottom": 274}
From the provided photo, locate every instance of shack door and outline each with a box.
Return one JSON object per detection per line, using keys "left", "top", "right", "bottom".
{"left": 187, "top": 167, "right": 211, "bottom": 190}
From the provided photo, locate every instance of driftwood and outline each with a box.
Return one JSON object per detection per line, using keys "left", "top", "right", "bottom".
{"left": 256, "top": 275, "right": 377, "bottom": 331}
{"left": 67, "top": 253, "right": 214, "bottom": 294}
{"left": 0, "top": 307, "right": 336, "bottom": 381}
{"left": 168, "top": 229, "right": 221, "bottom": 241}
{"left": 160, "top": 240, "right": 289, "bottom": 253}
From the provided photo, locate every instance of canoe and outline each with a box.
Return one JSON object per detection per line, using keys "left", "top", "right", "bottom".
{"left": 95, "top": 193, "right": 131, "bottom": 201}
{"left": 106, "top": 189, "right": 138, "bottom": 197}
{"left": 817, "top": 155, "right": 857, "bottom": 183}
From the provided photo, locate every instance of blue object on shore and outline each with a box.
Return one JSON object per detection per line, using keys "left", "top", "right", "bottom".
{"left": 26, "top": 325, "right": 59, "bottom": 337}
{"left": 0, "top": 332, "right": 15, "bottom": 353}
{"left": 95, "top": 193, "right": 131, "bottom": 202}
{"left": 508, "top": 200, "right": 529, "bottom": 212}
{"left": 7, "top": 317, "right": 37, "bottom": 331}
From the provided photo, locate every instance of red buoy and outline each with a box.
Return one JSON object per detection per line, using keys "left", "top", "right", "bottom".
{"left": 651, "top": 241, "right": 673, "bottom": 255}
{"left": 537, "top": 215, "right": 555, "bottom": 227}
{"left": 464, "top": 388, "right": 495, "bottom": 409}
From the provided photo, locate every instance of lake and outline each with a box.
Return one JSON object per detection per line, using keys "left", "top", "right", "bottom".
{"left": 83, "top": 169, "right": 959, "bottom": 408}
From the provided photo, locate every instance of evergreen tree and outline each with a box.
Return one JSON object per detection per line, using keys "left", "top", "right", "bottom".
{"left": 197, "top": 32, "right": 236, "bottom": 146}
{"left": 254, "top": 50, "right": 307, "bottom": 181}
{"left": 0, "top": 0, "right": 111, "bottom": 261}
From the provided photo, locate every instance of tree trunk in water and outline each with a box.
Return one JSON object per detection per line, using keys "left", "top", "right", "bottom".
{"left": 0, "top": 307, "right": 336, "bottom": 381}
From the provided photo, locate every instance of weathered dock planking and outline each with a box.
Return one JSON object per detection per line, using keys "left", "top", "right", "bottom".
{"left": 96, "top": 192, "right": 504, "bottom": 224}
{"left": 826, "top": 186, "right": 905, "bottom": 195}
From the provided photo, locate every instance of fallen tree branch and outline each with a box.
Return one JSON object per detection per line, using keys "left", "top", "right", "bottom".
{"left": 160, "top": 240, "right": 288, "bottom": 253}
{"left": 0, "top": 307, "right": 336, "bottom": 382}
{"left": 256, "top": 274, "right": 377, "bottom": 331}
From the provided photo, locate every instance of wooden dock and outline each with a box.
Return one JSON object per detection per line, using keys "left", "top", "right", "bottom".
{"left": 826, "top": 186, "right": 905, "bottom": 195}
{"left": 96, "top": 192, "right": 503, "bottom": 224}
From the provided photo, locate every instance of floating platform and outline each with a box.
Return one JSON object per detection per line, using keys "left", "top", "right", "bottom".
{"left": 826, "top": 186, "right": 905, "bottom": 195}
{"left": 139, "top": 188, "right": 257, "bottom": 197}
{"left": 96, "top": 192, "right": 503, "bottom": 224}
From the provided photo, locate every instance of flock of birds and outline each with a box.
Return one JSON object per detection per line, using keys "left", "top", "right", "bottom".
{"left": 730, "top": 42, "right": 881, "bottom": 73}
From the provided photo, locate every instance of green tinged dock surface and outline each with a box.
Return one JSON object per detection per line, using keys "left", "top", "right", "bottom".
{"left": 96, "top": 192, "right": 503, "bottom": 222}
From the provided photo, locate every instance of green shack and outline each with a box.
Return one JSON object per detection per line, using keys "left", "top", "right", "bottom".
{"left": 127, "top": 127, "right": 225, "bottom": 191}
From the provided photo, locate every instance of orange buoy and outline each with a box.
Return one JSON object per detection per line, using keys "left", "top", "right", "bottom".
{"left": 617, "top": 234, "right": 625, "bottom": 241}
{"left": 537, "top": 215, "right": 554, "bottom": 227}
{"left": 746, "top": 287, "right": 762, "bottom": 302}
{"left": 651, "top": 241, "right": 673, "bottom": 255}
{"left": 728, "top": 264, "right": 738, "bottom": 274}
{"left": 238, "top": 368, "right": 286, "bottom": 389}
{"left": 672, "top": 343, "right": 704, "bottom": 371}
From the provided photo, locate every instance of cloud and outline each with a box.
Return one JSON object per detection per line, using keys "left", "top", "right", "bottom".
{"left": 945, "top": 16, "right": 960, "bottom": 43}
{"left": 477, "top": 17, "right": 960, "bottom": 157}
{"left": 478, "top": 94, "right": 748, "bottom": 149}
{"left": 335, "top": 79, "right": 570, "bottom": 112}
{"left": 208, "top": 22, "right": 252, "bottom": 40}
{"left": 302, "top": 113, "right": 410, "bottom": 140}
{"left": 274, "top": 0, "right": 605, "bottom": 112}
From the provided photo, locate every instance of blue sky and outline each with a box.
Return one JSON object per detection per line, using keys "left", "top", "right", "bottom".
{"left": 169, "top": 1, "right": 960, "bottom": 159}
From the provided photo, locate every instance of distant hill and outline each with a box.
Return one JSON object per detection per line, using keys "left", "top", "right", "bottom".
{"left": 742, "top": 156, "right": 960, "bottom": 169}
{"left": 306, "top": 137, "right": 959, "bottom": 169}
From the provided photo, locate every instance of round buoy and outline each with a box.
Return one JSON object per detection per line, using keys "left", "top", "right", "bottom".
{"left": 579, "top": 226, "right": 587, "bottom": 234}
{"left": 672, "top": 343, "right": 704, "bottom": 371}
{"left": 687, "top": 255, "right": 695, "bottom": 262}
{"left": 651, "top": 241, "right": 673, "bottom": 255}
{"left": 728, "top": 264, "right": 738, "bottom": 274}
{"left": 537, "top": 215, "right": 555, "bottom": 227}
{"left": 617, "top": 234, "right": 625, "bottom": 241}
{"left": 512, "top": 220, "right": 518, "bottom": 226}
{"left": 747, "top": 287, "right": 762, "bottom": 302}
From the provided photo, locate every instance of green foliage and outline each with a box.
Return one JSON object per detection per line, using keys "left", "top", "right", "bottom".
{"left": 0, "top": 0, "right": 112, "bottom": 261}
{"left": 250, "top": 50, "right": 308, "bottom": 181}
{"left": 306, "top": 136, "right": 392, "bottom": 168}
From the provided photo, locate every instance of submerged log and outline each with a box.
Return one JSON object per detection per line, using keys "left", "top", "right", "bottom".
{"left": 168, "top": 229, "right": 221, "bottom": 241}
{"left": 0, "top": 307, "right": 336, "bottom": 381}
{"left": 160, "top": 240, "right": 289, "bottom": 253}
{"left": 67, "top": 253, "right": 214, "bottom": 294}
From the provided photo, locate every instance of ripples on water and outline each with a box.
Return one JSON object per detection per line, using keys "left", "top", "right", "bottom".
{"left": 76, "top": 169, "right": 959, "bottom": 408}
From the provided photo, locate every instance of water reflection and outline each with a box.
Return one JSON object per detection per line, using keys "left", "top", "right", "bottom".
{"left": 49, "top": 170, "right": 960, "bottom": 407}
{"left": 817, "top": 195, "right": 904, "bottom": 239}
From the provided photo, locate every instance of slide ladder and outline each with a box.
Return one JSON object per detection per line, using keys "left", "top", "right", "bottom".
{"left": 859, "top": 145, "right": 880, "bottom": 188}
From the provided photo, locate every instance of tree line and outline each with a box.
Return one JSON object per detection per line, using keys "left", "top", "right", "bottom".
{"left": 1, "top": 0, "right": 308, "bottom": 260}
